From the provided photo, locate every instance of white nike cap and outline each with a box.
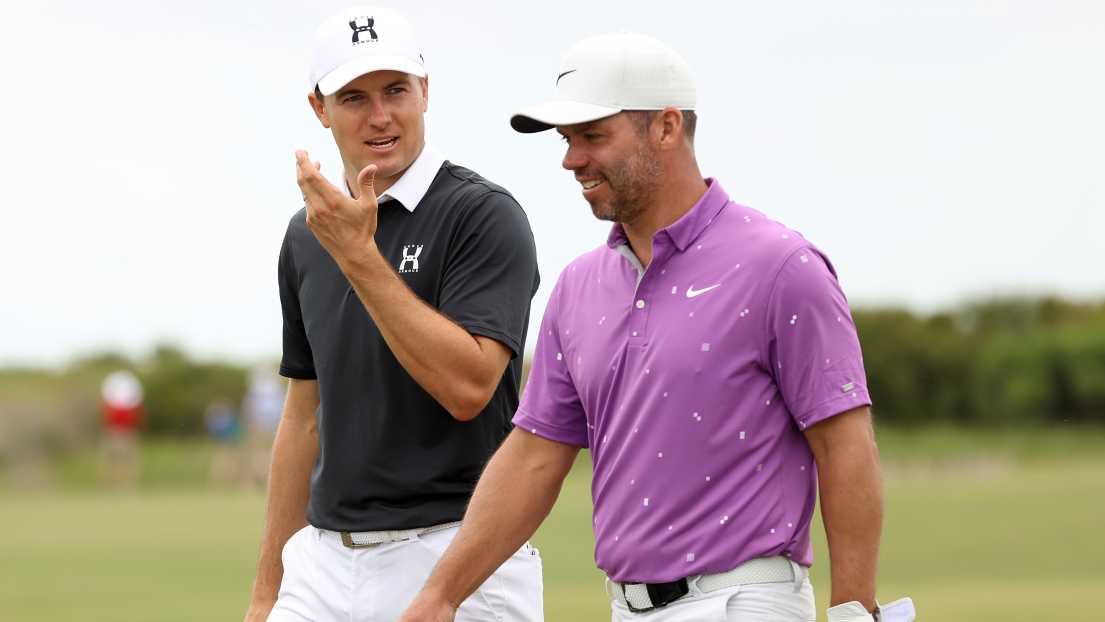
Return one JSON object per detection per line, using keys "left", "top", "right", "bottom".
{"left": 511, "top": 31, "right": 696, "bottom": 133}
{"left": 309, "top": 6, "right": 425, "bottom": 97}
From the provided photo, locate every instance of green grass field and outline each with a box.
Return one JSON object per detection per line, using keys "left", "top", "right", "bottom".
{"left": 2, "top": 427, "right": 1104, "bottom": 620}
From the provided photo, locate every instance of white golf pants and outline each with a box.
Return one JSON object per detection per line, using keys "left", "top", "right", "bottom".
{"left": 268, "top": 524, "right": 544, "bottom": 622}
{"left": 609, "top": 565, "right": 816, "bottom": 621}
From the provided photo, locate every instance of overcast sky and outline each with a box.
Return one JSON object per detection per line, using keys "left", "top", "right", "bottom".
{"left": 1, "top": 0, "right": 1102, "bottom": 367}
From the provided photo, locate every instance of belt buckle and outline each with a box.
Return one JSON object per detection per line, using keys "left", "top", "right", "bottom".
{"left": 339, "top": 532, "right": 379, "bottom": 548}
{"left": 623, "top": 578, "right": 689, "bottom": 613}
{"left": 622, "top": 583, "right": 654, "bottom": 614}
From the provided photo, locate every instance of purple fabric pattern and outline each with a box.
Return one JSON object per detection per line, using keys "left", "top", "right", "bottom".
{"left": 514, "top": 179, "right": 871, "bottom": 583}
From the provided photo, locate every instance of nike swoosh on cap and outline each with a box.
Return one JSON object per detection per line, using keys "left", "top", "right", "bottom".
{"left": 557, "top": 69, "right": 577, "bottom": 84}
{"left": 686, "top": 284, "right": 721, "bottom": 298}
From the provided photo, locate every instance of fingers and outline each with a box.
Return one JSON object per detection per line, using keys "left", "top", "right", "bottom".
{"left": 296, "top": 151, "right": 379, "bottom": 213}
{"left": 357, "top": 164, "right": 378, "bottom": 203}
{"left": 295, "top": 149, "right": 337, "bottom": 203}
{"left": 294, "top": 149, "right": 312, "bottom": 172}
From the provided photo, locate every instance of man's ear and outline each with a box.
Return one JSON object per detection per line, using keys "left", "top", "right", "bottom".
{"left": 308, "top": 92, "right": 332, "bottom": 129}
{"left": 420, "top": 74, "right": 429, "bottom": 113}
{"left": 653, "top": 107, "right": 684, "bottom": 150}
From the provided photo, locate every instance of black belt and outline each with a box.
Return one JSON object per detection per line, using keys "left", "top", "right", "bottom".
{"left": 620, "top": 578, "right": 689, "bottom": 613}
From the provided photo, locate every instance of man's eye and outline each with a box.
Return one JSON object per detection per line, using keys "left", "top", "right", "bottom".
{"left": 388, "top": 87, "right": 406, "bottom": 95}
{"left": 343, "top": 94, "right": 363, "bottom": 103}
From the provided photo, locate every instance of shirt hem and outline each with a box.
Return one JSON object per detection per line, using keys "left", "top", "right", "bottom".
{"left": 279, "top": 366, "right": 317, "bottom": 380}
{"left": 793, "top": 391, "right": 872, "bottom": 430}
{"left": 461, "top": 323, "right": 522, "bottom": 358}
{"left": 513, "top": 412, "right": 589, "bottom": 448}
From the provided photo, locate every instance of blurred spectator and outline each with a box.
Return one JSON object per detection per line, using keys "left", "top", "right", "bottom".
{"left": 1, "top": 398, "right": 52, "bottom": 491}
{"left": 204, "top": 399, "right": 245, "bottom": 487}
{"left": 99, "top": 370, "right": 144, "bottom": 489}
{"left": 241, "top": 365, "right": 285, "bottom": 488}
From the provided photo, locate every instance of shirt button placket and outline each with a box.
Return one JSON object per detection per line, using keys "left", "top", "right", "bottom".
{"left": 629, "top": 286, "right": 651, "bottom": 345}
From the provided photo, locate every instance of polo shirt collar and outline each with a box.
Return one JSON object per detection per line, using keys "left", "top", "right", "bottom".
{"left": 338, "top": 142, "right": 446, "bottom": 212}
{"left": 605, "top": 178, "right": 729, "bottom": 252}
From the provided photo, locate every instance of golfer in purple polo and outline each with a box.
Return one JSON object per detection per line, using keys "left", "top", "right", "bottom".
{"left": 399, "top": 32, "right": 909, "bottom": 622}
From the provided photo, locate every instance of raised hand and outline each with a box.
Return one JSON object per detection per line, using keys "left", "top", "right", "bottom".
{"left": 295, "top": 149, "right": 381, "bottom": 268}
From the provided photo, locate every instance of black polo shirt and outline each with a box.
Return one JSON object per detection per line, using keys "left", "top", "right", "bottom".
{"left": 277, "top": 160, "right": 540, "bottom": 531}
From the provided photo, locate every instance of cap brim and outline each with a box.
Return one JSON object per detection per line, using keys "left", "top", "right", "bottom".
{"left": 510, "top": 100, "right": 623, "bottom": 133}
{"left": 317, "top": 55, "right": 426, "bottom": 96}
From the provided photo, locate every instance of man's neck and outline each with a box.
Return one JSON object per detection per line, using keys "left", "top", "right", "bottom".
{"left": 344, "top": 142, "right": 426, "bottom": 200}
{"left": 346, "top": 167, "right": 400, "bottom": 200}
{"left": 621, "top": 174, "right": 708, "bottom": 268}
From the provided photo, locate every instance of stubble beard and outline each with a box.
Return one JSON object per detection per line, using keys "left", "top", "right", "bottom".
{"left": 588, "top": 143, "right": 663, "bottom": 226}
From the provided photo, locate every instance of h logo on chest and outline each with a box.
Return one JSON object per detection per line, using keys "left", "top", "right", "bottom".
{"left": 398, "top": 245, "right": 424, "bottom": 273}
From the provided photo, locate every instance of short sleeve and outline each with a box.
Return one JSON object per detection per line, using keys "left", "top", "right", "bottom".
{"left": 512, "top": 275, "right": 590, "bottom": 448}
{"left": 278, "top": 222, "right": 316, "bottom": 380}
{"left": 437, "top": 191, "right": 539, "bottom": 357}
{"left": 765, "top": 247, "right": 871, "bottom": 430}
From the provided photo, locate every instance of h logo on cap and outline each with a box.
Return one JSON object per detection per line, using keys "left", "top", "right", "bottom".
{"left": 349, "top": 16, "right": 378, "bottom": 44}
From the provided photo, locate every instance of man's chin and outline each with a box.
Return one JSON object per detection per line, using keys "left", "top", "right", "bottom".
{"left": 582, "top": 197, "right": 609, "bottom": 221}
{"left": 589, "top": 206, "right": 617, "bottom": 223}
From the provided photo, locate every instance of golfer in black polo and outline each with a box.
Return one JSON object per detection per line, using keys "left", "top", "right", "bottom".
{"left": 244, "top": 7, "right": 543, "bottom": 622}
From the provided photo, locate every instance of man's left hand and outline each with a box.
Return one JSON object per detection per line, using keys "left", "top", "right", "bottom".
{"left": 295, "top": 149, "right": 380, "bottom": 266}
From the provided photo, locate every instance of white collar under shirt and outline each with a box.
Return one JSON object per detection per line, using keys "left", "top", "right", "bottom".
{"left": 338, "top": 141, "right": 446, "bottom": 212}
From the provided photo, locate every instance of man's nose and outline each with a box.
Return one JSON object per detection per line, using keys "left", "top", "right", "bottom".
{"left": 562, "top": 145, "right": 586, "bottom": 171}
{"left": 367, "top": 99, "right": 390, "bottom": 127}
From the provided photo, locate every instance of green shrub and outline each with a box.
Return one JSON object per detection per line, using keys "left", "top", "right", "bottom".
{"left": 137, "top": 346, "right": 248, "bottom": 436}
{"left": 853, "top": 309, "right": 977, "bottom": 424}
{"left": 975, "top": 325, "right": 1105, "bottom": 424}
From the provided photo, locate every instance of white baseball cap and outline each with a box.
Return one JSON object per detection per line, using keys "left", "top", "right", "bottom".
{"left": 309, "top": 6, "right": 425, "bottom": 96}
{"left": 511, "top": 32, "right": 696, "bottom": 133}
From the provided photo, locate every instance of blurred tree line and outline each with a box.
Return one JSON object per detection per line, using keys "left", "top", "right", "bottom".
{"left": 855, "top": 296, "right": 1105, "bottom": 425}
{"left": 0, "top": 346, "right": 254, "bottom": 458}
{"left": 2, "top": 296, "right": 1104, "bottom": 461}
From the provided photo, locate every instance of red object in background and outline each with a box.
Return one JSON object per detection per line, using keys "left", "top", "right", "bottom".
{"left": 100, "top": 370, "right": 144, "bottom": 432}
{"left": 102, "top": 401, "right": 143, "bottom": 431}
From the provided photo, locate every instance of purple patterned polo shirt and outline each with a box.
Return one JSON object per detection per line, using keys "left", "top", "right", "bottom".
{"left": 514, "top": 179, "right": 871, "bottom": 583}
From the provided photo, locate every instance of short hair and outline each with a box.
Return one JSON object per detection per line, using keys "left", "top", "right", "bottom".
{"left": 626, "top": 110, "right": 697, "bottom": 144}
{"left": 681, "top": 110, "right": 698, "bottom": 142}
